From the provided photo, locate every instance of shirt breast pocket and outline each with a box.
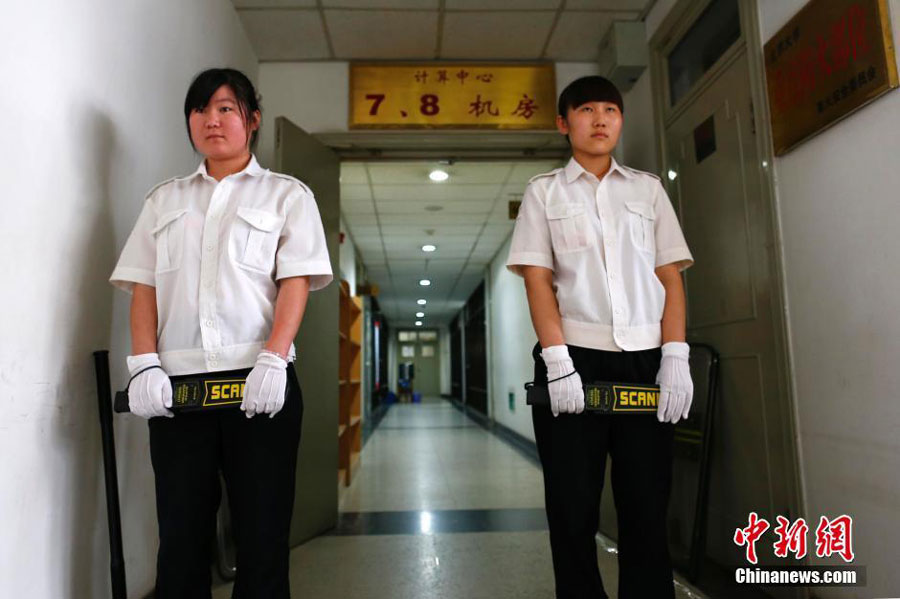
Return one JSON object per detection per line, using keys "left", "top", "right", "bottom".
{"left": 546, "top": 203, "right": 593, "bottom": 254}
{"left": 231, "top": 207, "right": 284, "bottom": 274}
{"left": 151, "top": 209, "right": 188, "bottom": 274}
{"left": 624, "top": 200, "right": 656, "bottom": 254}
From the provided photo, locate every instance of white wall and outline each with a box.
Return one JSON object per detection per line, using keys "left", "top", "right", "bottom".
{"left": 0, "top": 1, "right": 257, "bottom": 597}
{"left": 619, "top": 69, "right": 660, "bottom": 174}
{"left": 339, "top": 215, "right": 358, "bottom": 295}
{"left": 439, "top": 326, "right": 452, "bottom": 396}
{"left": 487, "top": 235, "right": 540, "bottom": 442}
{"left": 756, "top": 1, "right": 900, "bottom": 594}
{"left": 257, "top": 62, "right": 350, "bottom": 167}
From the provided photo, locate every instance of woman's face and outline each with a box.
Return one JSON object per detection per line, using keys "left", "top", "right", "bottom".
{"left": 188, "top": 85, "right": 259, "bottom": 161}
{"left": 556, "top": 101, "right": 623, "bottom": 158}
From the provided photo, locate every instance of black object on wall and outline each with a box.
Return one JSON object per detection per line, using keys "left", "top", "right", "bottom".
{"left": 450, "top": 314, "right": 462, "bottom": 399}
{"left": 92, "top": 350, "right": 127, "bottom": 599}
{"left": 464, "top": 282, "right": 488, "bottom": 415}
{"left": 369, "top": 297, "right": 389, "bottom": 409}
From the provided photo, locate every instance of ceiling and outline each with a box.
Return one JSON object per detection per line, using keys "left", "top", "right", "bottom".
{"left": 231, "top": 0, "right": 655, "bottom": 62}
{"left": 341, "top": 159, "right": 564, "bottom": 327}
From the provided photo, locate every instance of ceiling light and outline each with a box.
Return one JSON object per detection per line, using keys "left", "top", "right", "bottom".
{"left": 422, "top": 244, "right": 436, "bottom": 252}
{"left": 429, "top": 169, "right": 449, "bottom": 182}
{"left": 419, "top": 279, "right": 431, "bottom": 286}
{"left": 667, "top": 169, "right": 678, "bottom": 181}
{"left": 417, "top": 299, "right": 427, "bottom": 305}
{"left": 415, "top": 321, "right": 423, "bottom": 327}
{"left": 416, "top": 312, "right": 425, "bottom": 318}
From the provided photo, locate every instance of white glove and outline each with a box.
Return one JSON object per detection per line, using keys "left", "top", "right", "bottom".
{"left": 541, "top": 345, "right": 584, "bottom": 417}
{"left": 126, "top": 353, "right": 173, "bottom": 419}
{"left": 656, "top": 341, "right": 693, "bottom": 423}
{"left": 241, "top": 350, "right": 288, "bottom": 418}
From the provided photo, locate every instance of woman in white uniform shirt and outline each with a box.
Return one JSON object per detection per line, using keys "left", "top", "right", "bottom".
{"left": 110, "top": 68, "right": 332, "bottom": 598}
{"left": 507, "top": 76, "right": 694, "bottom": 599}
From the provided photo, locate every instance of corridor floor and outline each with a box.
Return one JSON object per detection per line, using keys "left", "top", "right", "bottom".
{"left": 213, "top": 400, "right": 707, "bottom": 598}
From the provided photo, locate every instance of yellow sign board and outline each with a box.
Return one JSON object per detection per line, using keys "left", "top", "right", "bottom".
{"left": 350, "top": 63, "right": 556, "bottom": 129}
{"left": 764, "top": 0, "right": 898, "bottom": 155}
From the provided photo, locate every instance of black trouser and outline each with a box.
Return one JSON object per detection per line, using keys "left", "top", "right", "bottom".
{"left": 148, "top": 366, "right": 303, "bottom": 599}
{"left": 531, "top": 343, "right": 675, "bottom": 599}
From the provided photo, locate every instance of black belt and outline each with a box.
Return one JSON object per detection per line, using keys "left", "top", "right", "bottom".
{"left": 525, "top": 381, "right": 661, "bottom": 413}
{"left": 114, "top": 368, "right": 256, "bottom": 414}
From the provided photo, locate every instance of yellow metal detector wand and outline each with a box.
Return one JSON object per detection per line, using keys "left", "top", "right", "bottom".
{"left": 525, "top": 380, "right": 661, "bottom": 413}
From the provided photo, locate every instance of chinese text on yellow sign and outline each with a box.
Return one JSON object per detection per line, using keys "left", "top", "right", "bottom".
{"left": 350, "top": 63, "right": 556, "bottom": 129}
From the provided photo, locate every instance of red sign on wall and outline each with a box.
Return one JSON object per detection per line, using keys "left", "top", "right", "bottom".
{"left": 764, "top": 0, "right": 898, "bottom": 155}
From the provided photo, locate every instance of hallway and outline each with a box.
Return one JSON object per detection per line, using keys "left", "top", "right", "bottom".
{"left": 213, "top": 401, "right": 705, "bottom": 599}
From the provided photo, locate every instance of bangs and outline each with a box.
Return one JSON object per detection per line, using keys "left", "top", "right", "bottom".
{"left": 557, "top": 76, "right": 624, "bottom": 116}
{"left": 184, "top": 71, "right": 247, "bottom": 121}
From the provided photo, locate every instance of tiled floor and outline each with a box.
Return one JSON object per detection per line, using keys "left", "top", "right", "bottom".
{"left": 213, "top": 400, "right": 707, "bottom": 598}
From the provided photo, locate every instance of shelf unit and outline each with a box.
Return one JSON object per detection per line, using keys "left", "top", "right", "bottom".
{"left": 338, "top": 280, "right": 363, "bottom": 487}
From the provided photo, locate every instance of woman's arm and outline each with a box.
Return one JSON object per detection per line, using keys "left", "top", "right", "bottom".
{"left": 131, "top": 283, "right": 159, "bottom": 354}
{"left": 265, "top": 276, "right": 311, "bottom": 357}
{"left": 655, "top": 263, "right": 687, "bottom": 343}
{"left": 522, "top": 266, "right": 565, "bottom": 348}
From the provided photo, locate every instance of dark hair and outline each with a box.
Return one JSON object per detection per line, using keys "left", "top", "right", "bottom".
{"left": 183, "top": 68, "right": 262, "bottom": 151}
{"left": 557, "top": 76, "right": 624, "bottom": 117}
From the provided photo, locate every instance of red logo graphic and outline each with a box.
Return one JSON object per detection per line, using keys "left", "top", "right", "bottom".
{"left": 773, "top": 516, "right": 809, "bottom": 559}
{"left": 815, "top": 515, "right": 855, "bottom": 562}
{"left": 734, "top": 512, "right": 770, "bottom": 564}
{"left": 735, "top": 512, "right": 855, "bottom": 564}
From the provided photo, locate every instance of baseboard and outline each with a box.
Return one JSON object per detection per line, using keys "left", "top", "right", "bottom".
{"left": 445, "top": 398, "right": 540, "bottom": 467}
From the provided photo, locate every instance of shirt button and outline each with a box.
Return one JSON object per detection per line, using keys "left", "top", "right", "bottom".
{"left": 206, "top": 245, "right": 213, "bottom": 251}
{"left": 615, "top": 309, "right": 622, "bottom": 315}
{"left": 210, "top": 353, "right": 217, "bottom": 360}
{"left": 206, "top": 320, "right": 213, "bottom": 326}
{"left": 210, "top": 361, "right": 218, "bottom": 367}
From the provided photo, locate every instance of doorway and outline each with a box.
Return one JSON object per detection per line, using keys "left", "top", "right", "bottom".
{"left": 650, "top": 0, "right": 802, "bottom": 586}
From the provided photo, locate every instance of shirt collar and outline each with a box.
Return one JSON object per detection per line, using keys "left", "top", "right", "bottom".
{"left": 189, "top": 154, "right": 266, "bottom": 181}
{"left": 564, "top": 155, "right": 634, "bottom": 184}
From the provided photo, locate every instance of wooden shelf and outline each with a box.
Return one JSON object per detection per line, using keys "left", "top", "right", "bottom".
{"left": 338, "top": 279, "right": 364, "bottom": 487}
{"left": 349, "top": 452, "right": 361, "bottom": 479}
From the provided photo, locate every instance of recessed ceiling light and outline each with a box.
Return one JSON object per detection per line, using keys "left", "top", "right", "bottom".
{"left": 415, "top": 321, "right": 423, "bottom": 326}
{"left": 419, "top": 279, "right": 431, "bottom": 286}
{"left": 422, "top": 244, "right": 436, "bottom": 252}
{"left": 429, "top": 169, "right": 449, "bottom": 182}
{"left": 417, "top": 299, "right": 427, "bottom": 305}
{"left": 667, "top": 169, "right": 678, "bottom": 181}
{"left": 416, "top": 312, "right": 425, "bottom": 318}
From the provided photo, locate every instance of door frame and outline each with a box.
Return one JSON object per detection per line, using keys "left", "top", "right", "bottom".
{"left": 647, "top": 0, "right": 806, "bottom": 547}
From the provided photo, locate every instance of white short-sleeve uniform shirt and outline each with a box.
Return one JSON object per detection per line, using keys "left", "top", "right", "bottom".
{"left": 506, "top": 156, "right": 693, "bottom": 352}
{"left": 110, "top": 155, "right": 333, "bottom": 375}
